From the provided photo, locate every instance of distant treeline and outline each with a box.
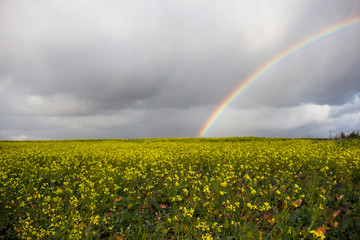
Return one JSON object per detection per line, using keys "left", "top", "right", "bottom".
{"left": 335, "top": 130, "right": 360, "bottom": 139}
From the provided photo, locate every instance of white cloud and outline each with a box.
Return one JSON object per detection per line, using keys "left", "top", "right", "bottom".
{"left": 205, "top": 98, "right": 359, "bottom": 138}
{"left": 11, "top": 135, "right": 28, "bottom": 140}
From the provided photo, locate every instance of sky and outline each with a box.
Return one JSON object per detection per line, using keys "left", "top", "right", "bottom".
{"left": 1, "top": 0, "right": 360, "bottom": 140}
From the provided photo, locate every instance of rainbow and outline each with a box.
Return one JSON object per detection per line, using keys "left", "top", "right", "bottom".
{"left": 198, "top": 16, "right": 360, "bottom": 137}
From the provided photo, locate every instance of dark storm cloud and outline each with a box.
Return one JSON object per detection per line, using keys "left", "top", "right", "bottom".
{"left": 0, "top": 0, "right": 295, "bottom": 111}
{"left": 0, "top": 0, "right": 360, "bottom": 139}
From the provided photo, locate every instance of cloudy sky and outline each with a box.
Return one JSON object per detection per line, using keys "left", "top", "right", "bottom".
{"left": 1, "top": 0, "right": 360, "bottom": 140}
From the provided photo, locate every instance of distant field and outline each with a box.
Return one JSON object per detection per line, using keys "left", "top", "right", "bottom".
{"left": 1, "top": 138, "right": 359, "bottom": 239}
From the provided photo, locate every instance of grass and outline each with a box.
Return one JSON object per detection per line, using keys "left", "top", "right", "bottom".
{"left": 1, "top": 137, "right": 359, "bottom": 239}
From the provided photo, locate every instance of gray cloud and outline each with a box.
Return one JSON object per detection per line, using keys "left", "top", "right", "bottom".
{"left": 0, "top": 0, "right": 360, "bottom": 139}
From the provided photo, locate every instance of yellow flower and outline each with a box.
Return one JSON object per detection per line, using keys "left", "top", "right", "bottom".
{"left": 90, "top": 215, "right": 100, "bottom": 225}
{"left": 310, "top": 230, "right": 326, "bottom": 239}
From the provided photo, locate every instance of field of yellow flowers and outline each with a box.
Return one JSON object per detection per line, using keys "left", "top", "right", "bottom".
{"left": 1, "top": 137, "right": 360, "bottom": 239}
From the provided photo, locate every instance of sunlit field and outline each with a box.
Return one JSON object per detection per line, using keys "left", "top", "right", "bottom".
{"left": 1, "top": 138, "right": 359, "bottom": 239}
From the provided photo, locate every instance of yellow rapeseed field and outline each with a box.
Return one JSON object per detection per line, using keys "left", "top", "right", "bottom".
{"left": 0, "top": 138, "right": 359, "bottom": 239}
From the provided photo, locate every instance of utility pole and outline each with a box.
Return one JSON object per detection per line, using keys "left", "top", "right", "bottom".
{"left": 329, "top": 129, "right": 332, "bottom": 139}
